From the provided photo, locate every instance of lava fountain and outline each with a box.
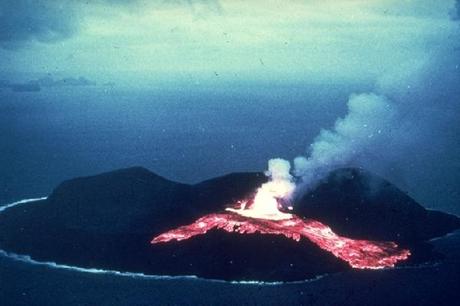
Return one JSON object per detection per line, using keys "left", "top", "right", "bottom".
{"left": 151, "top": 176, "right": 411, "bottom": 270}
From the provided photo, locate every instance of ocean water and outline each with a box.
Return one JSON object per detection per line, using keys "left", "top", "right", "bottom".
{"left": 0, "top": 198, "right": 459, "bottom": 306}
{"left": 2, "top": 85, "right": 459, "bottom": 215}
{"left": 0, "top": 85, "right": 351, "bottom": 203}
{"left": 1, "top": 86, "right": 460, "bottom": 305}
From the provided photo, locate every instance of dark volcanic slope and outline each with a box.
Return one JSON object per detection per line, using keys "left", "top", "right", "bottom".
{"left": 46, "top": 167, "right": 267, "bottom": 234}
{"left": 47, "top": 167, "right": 193, "bottom": 234}
{"left": 295, "top": 168, "right": 460, "bottom": 244}
{"left": 0, "top": 167, "right": 459, "bottom": 281}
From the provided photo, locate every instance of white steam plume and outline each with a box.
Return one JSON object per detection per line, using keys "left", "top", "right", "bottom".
{"left": 293, "top": 93, "right": 395, "bottom": 191}
{"left": 264, "top": 92, "right": 396, "bottom": 202}
{"left": 229, "top": 158, "right": 295, "bottom": 219}
{"left": 257, "top": 3, "right": 460, "bottom": 210}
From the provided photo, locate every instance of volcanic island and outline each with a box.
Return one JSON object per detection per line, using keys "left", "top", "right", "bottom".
{"left": 0, "top": 167, "right": 459, "bottom": 281}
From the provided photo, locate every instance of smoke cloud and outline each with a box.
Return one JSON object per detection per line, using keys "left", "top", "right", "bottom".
{"left": 264, "top": 43, "right": 460, "bottom": 205}
{"left": 262, "top": 91, "right": 398, "bottom": 200}
{"left": 265, "top": 158, "right": 293, "bottom": 182}
{"left": 262, "top": 158, "right": 296, "bottom": 202}
{"left": 260, "top": 94, "right": 390, "bottom": 200}
{"left": 292, "top": 93, "right": 395, "bottom": 191}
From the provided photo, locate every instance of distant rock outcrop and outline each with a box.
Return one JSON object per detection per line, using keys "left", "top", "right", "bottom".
{"left": 36, "top": 76, "right": 96, "bottom": 87}
{"left": 1, "top": 76, "right": 97, "bottom": 93}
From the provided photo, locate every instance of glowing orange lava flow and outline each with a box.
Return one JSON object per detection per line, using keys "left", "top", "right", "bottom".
{"left": 151, "top": 210, "right": 411, "bottom": 270}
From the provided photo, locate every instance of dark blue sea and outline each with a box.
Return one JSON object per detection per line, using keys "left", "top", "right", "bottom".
{"left": 1, "top": 86, "right": 460, "bottom": 305}
{"left": 1, "top": 85, "right": 353, "bottom": 203}
{"left": 1, "top": 85, "right": 459, "bottom": 214}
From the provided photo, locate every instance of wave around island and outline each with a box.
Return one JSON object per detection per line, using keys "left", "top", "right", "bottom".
{"left": 0, "top": 197, "right": 334, "bottom": 286}
{"left": 0, "top": 196, "right": 449, "bottom": 286}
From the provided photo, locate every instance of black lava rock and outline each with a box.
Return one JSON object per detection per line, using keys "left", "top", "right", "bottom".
{"left": 294, "top": 168, "right": 460, "bottom": 245}
{"left": 0, "top": 166, "right": 458, "bottom": 281}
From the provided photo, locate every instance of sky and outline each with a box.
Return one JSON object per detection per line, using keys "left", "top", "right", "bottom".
{"left": 0, "top": 0, "right": 459, "bottom": 86}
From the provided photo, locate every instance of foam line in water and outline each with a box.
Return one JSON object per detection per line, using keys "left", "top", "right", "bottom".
{"left": 1, "top": 197, "right": 433, "bottom": 285}
{"left": 0, "top": 249, "right": 201, "bottom": 281}
{"left": 0, "top": 197, "right": 328, "bottom": 285}
{"left": 0, "top": 248, "right": 328, "bottom": 285}
{"left": 0, "top": 197, "right": 47, "bottom": 212}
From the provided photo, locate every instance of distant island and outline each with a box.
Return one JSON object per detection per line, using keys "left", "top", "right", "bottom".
{"left": 0, "top": 76, "right": 100, "bottom": 93}
{"left": 36, "top": 76, "right": 96, "bottom": 87}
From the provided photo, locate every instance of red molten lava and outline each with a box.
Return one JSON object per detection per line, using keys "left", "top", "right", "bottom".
{"left": 151, "top": 211, "right": 410, "bottom": 270}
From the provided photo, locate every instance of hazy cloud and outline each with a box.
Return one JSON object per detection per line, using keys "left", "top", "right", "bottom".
{"left": 0, "top": 1, "right": 80, "bottom": 49}
{"left": 452, "top": 0, "right": 460, "bottom": 20}
{"left": 0, "top": 0, "right": 222, "bottom": 49}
